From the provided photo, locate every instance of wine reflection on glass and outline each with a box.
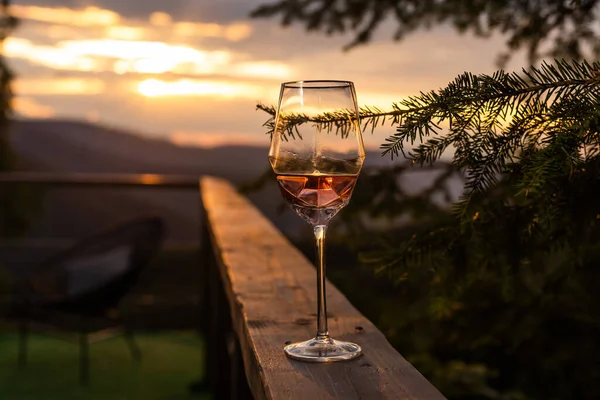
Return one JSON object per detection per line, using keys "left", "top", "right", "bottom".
{"left": 268, "top": 80, "right": 365, "bottom": 362}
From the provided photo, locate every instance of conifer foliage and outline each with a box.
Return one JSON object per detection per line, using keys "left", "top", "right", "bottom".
{"left": 0, "top": 0, "right": 40, "bottom": 237}
{"left": 252, "top": 0, "right": 600, "bottom": 66}
{"left": 260, "top": 59, "right": 600, "bottom": 233}
{"left": 259, "top": 59, "right": 600, "bottom": 398}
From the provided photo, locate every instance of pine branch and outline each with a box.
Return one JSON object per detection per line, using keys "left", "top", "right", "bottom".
{"left": 256, "top": 103, "right": 403, "bottom": 139}
{"left": 259, "top": 60, "right": 600, "bottom": 146}
{"left": 257, "top": 59, "right": 600, "bottom": 221}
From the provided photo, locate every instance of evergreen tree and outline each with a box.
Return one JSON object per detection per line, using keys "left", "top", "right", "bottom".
{"left": 0, "top": 0, "right": 39, "bottom": 237}
{"left": 258, "top": 59, "right": 600, "bottom": 399}
{"left": 254, "top": 2, "right": 600, "bottom": 398}
{"left": 252, "top": 0, "right": 600, "bottom": 66}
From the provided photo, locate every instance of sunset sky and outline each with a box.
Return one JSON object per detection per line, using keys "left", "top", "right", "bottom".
{"left": 6, "top": 0, "right": 525, "bottom": 149}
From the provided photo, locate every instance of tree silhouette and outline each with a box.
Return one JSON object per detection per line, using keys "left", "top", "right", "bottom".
{"left": 253, "top": 2, "right": 600, "bottom": 399}
{"left": 252, "top": 0, "right": 600, "bottom": 66}
{"left": 254, "top": 1, "right": 600, "bottom": 391}
{"left": 0, "top": 0, "right": 39, "bottom": 237}
{"left": 0, "top": 0, "right": 17, "bottom": 175}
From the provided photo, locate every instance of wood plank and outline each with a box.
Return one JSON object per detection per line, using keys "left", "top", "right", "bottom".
{"left": 200, "top": 176, "right": 446, "bottom": 400}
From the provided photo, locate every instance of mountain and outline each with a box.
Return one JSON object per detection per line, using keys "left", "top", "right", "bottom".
{"left": 8, "top": 119, "right": 297, "bottom": 243}
{"left": 7, "top": 118, "right": 462, "bottom": 244}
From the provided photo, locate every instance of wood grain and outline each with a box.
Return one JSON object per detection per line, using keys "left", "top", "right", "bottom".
{"left": 201, "top": 176, "right": 446, "bottom": 400}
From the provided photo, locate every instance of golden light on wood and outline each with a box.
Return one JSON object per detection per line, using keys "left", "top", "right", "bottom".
{"left": 139, "top": 174, "right": 163, "bottom": 185}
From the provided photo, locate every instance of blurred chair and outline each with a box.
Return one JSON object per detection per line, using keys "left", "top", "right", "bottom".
{"left": 9, "top": 216, "right": 166, "bottom": 385}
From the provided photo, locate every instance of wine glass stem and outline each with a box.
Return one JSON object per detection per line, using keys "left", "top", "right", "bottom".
{"left": 314, "top": 224, "right": 329, "bottom": 340}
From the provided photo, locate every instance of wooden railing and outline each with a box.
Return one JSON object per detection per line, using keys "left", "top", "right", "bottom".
{"left": 0, "top": 172, "right": 199, "bottom": 189}
{"left": 0, "top": 172, "right": 446, "bottom": 399}
{"left": 200, "top": 176, "right": 446, "bottom": 400}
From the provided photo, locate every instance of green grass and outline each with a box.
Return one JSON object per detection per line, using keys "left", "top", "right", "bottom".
{"left": 0, "top": 331, "right": 209, "bottom": 400}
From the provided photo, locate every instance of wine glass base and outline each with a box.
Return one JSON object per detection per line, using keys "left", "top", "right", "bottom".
{"left": 284, "top": 337, "right": 362, "bottom": 362}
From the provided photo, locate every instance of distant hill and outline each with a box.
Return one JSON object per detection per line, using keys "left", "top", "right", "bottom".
{"left": 6, "top": 118, "right": 463, "bottom": 244}
{"left": 9, "top": 119, "right": 270, "bottom": 182}
{"left": 7, "top": 119, "right": 301, "bottom": 242}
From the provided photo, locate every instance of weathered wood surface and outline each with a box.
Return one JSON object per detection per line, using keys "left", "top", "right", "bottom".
{"left": 200, "top": 176, "right": 446, "bottom": 400}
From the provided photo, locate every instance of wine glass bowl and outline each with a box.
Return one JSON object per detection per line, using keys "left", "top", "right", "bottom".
{"left": 269, "top": 80, "right": 365, "bottom": 362}
{"left": 269, "top": 81, "right": 365, "bottom": 227}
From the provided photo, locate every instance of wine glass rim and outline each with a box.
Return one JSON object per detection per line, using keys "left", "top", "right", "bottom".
{"left": 282, "top": 80, "right": 354, "bottom": 89}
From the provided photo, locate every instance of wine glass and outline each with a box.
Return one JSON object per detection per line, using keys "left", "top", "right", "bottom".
{"left": 269, "top": 80, "right": 365, "bottom": 362}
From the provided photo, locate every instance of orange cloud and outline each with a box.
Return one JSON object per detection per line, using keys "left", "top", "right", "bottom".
{"left": 137, "top": 78, "right": 265, "bottom": 98}
{"left": 11, "top": 5, "right": 120, "bottom": 26}
{"left": 14, "top": 78, "right": 105, "bottom": 96}
{"left": 10, "top": 5, "right": 253, "bottom": 42}
{"left": 5, "top": 38, "right": 98, "bottom": 71}
{"left": 13, "top": 97, "right": 55, "bottom": 118}
{"left": 149, "top": 12, "right": 172, "bottom": 27}
{"left": 170, "top": 131, "right": 265, "bottom": 148}
{"left": 173, "top": 21, "right": 252, "bottom": 41}
{"left": 5, "top": 37, "right": 233, "bottom": 75}
{"left": 106, "top": 25, "right": 148, "bottom": 41}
